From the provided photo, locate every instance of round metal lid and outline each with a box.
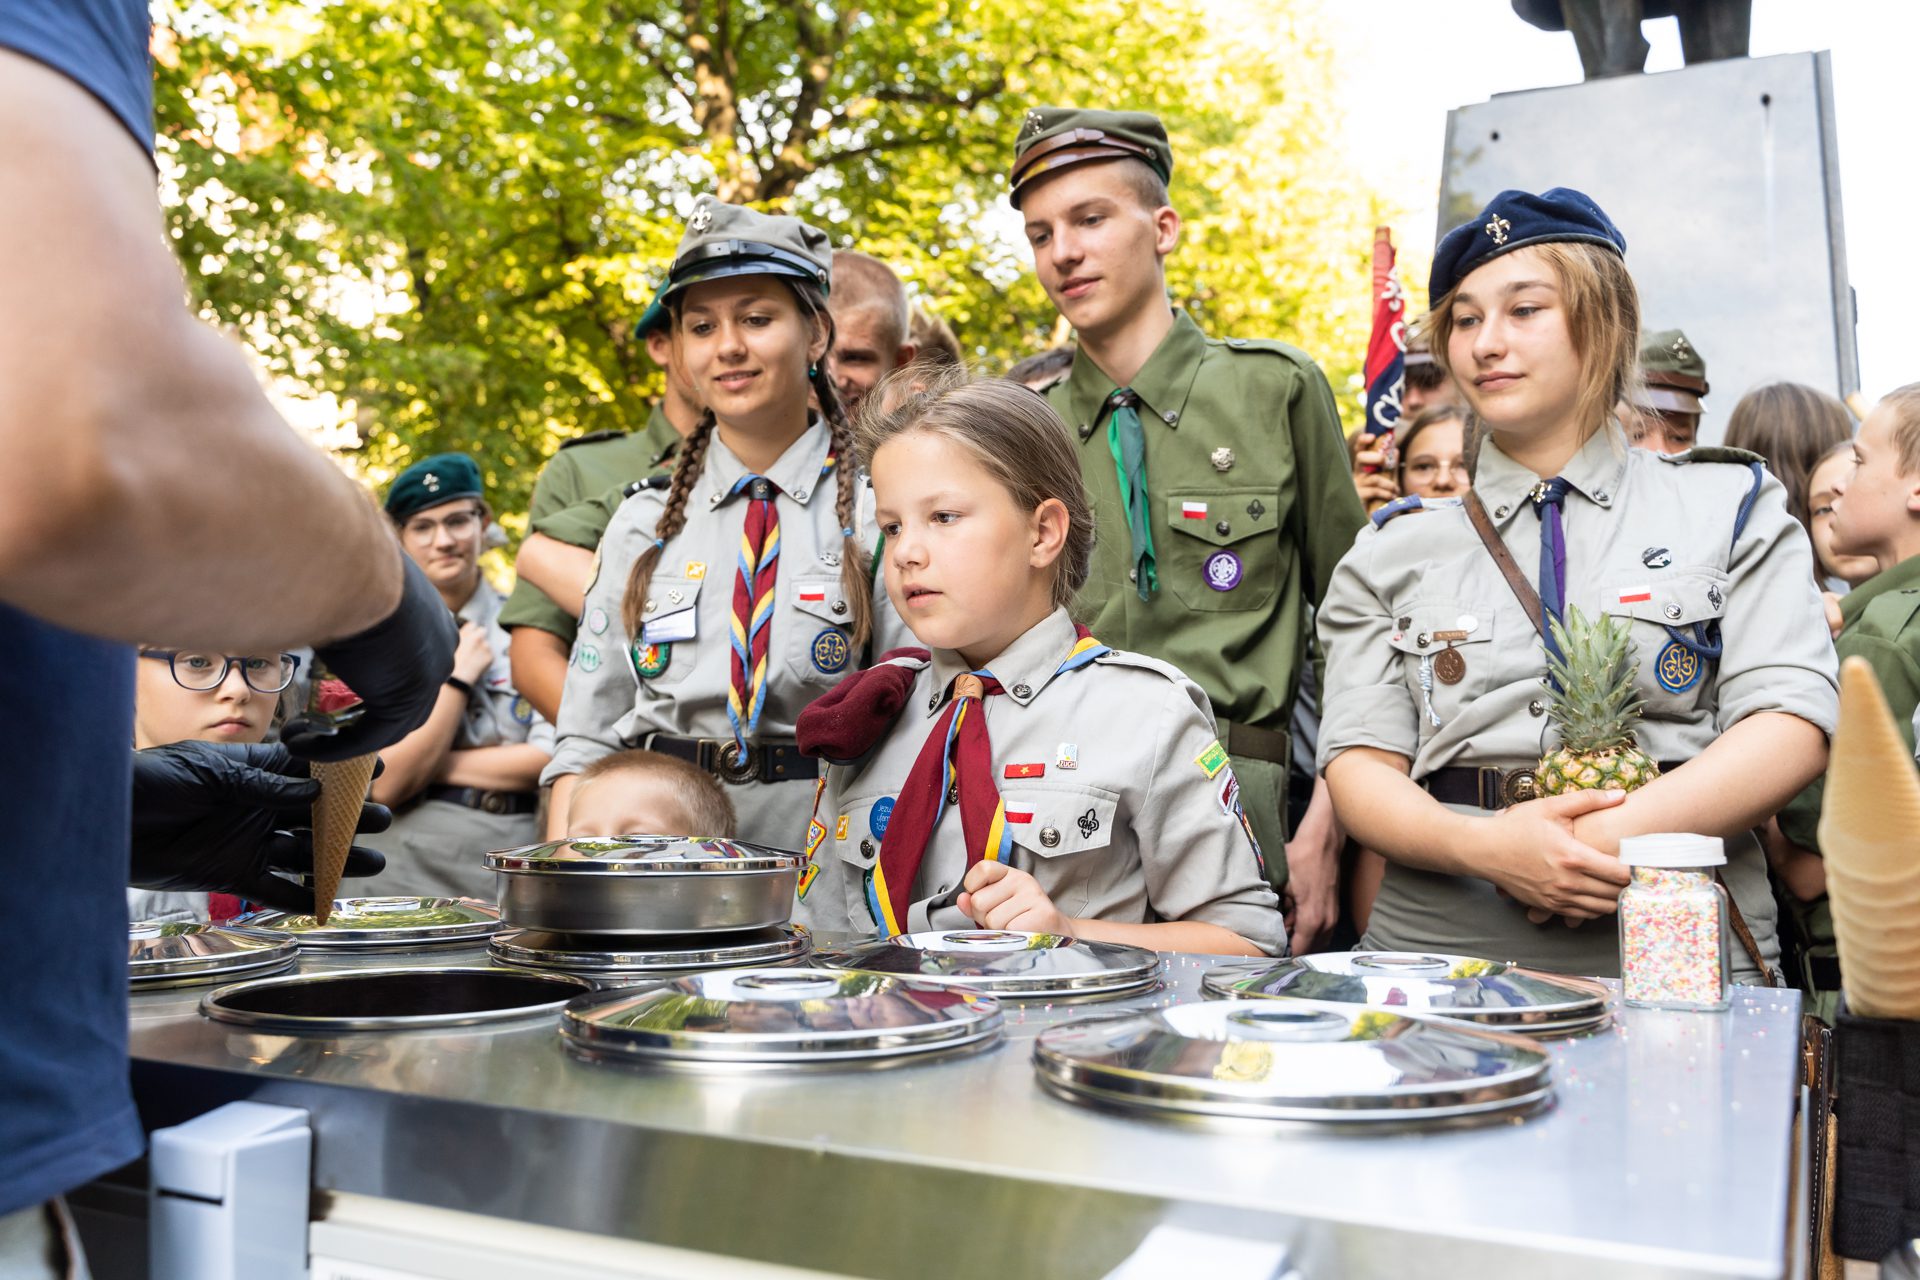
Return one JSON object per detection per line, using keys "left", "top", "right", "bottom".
{"left": 1201, "top": 951, "right": 1610, "bottom": 1035}
{"left": 486, "top": 835, "right": 804, "bottom": 875}
{"left": 819, "top": 930, "right": 1162, "bottom": 1000}
{"left": 129, "top": 921, "right": 297, "bottom": 988}
{"left": 232, "top": 896, "right": 503, "bottom": 950}
{"left": 561, "top": 967, "right": 1003, "bottom": 1067}
{"left": 1034, "top": 999, "right": 1553, "bottom": 1126}
{"left": 491, "top": 925, "right": 812, "bottom": 975}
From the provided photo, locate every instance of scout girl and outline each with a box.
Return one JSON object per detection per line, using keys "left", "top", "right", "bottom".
{"left": 542, "top": 198, "right": 906, "bottom": 845}
{"left": 791, "top": 369, "right": 1284, "bottom": 956}
{"left": 1317, "top": 187, "right": 1838, "bottom": 981}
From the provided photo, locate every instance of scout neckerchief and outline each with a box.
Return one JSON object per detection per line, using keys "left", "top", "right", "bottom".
{"left": 1100, "top": 388, "right": 1157, "bottom": 601}
{"left": 867, "top": 626, "right": 1109, "bottom": 936}
{"left": 1529, "top": 476, "right": 1571, "bottom": 682}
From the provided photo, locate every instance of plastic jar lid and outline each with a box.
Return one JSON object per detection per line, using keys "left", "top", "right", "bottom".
{"left": 1618, "top": 832, "right": 1725, "bottom": 868}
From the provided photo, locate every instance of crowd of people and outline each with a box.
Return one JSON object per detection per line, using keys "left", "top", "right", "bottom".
{"left": 4, "top": 5, "right": 1917, "bottom": 1271}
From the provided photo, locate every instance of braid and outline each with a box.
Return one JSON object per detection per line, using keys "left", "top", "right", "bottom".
{"left": 799, "top": 289, "right": 875, "bottom": 652}
{"left": 621, "top": 412, "right": 716, "bottom": 637}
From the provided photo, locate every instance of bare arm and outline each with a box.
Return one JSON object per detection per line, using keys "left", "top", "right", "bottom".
{"left": 1068, "top": 918, "right": 1264, "bottom": 957}
{"left": 0, "top": 51, "right": 401, "bottom": 649}
{"left": 438, "top": 743, "right": 550, "bottom": 791}
{"left": 508, "top": 627, "right": 571, "bottom": 725}
{"left": 514, "top": 535, "right": 596, "bottom": 614}
{"left": 545, "top": 773, "right": 579, "bottom": 839}
{"left": 370, "top": 687, "right": 468, "bottom": 807}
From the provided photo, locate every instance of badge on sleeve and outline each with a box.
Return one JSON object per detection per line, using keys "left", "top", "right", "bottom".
{"left": 812, "top": 629, "right": 850, "bottom": 674}
{"left": 797, "top": 861, "right": 820, "bottom": 900}
{"left": 805, "top": 818, "right": 828, "bottom": 859}
{"left": 1195, "top": 739, "right": 1229, "bottom": 779}
{"left": 630, "top": 641, "right": 671, "bottom": 680}
{"left": 1656, "top": 640, "right": 1703, "bottom": 692}
{"left": 1204, "top": 550, "right": 1243, "bottom": 592}
{"left": 511, "top": 695, "right": 534, "bottom": 724}
{"left": 576, "top": 644, "right": 601, "bottom": 673}
{"left": 587, "top": 607, "right": 609, "bottom": 636}
{"left": 869, "top": 797, "right": 895, "bottom": 839}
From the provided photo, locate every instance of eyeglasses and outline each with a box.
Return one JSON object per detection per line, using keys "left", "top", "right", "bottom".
{"left": 401, "top": 506, "right": 484, "bottom": 544}
{"left": 139, "top": 650, "right": 302, "bottom": 694}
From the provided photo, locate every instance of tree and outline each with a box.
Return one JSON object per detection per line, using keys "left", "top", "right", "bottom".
{"left": 154, "top": 0, "right": 1392, "bottom": 523}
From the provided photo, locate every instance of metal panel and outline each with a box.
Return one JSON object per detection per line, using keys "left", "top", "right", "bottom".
{"left": 1441, "top": 51, "right": 1859, "bottom": 443}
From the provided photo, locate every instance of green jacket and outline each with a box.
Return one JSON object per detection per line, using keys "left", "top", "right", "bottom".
{"left": 498, "top": 406, "right": 679, "bottom": 641}
{"left": 1047, "top": 311, "right": 1365, "bottom": 732}
{"left": 1778, "top": 554, "right": 1920, "bottom": 850}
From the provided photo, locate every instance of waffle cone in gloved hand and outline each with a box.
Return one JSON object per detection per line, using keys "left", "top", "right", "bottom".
{"left": 1818, "top": 657, "right": 1920, "bottom": 1019}
{"left": 311, "top": 753, "right": 378, "bottom": 925}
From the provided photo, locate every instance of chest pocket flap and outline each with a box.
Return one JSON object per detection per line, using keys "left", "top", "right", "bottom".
{"left": 789, "top": 575, "right": 853, "bottom": 626}
{"left": 1162, "top": 487, "right": 1283, "bottom": 549}
{"left": 1600, "top": 570, "right": 1727, "bottom": 629}
{"left": 1384, "top": 602, "right": 1498, "bottom": 657}
{"left": 1001, "top": 784, "right": 1120, "bottom": 858}
{"left": 639, "top": 576, "right": 704, "bottom": 634}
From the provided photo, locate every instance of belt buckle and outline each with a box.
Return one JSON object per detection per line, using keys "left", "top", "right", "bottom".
{"left": 1504, "top": 768, "right": 1539, "bottom": 806}
{"left": 715, "top": 740, "right": 760, "bottom": 786}
{"left": 480, "top": 791, "right": 509, "bottom": 816}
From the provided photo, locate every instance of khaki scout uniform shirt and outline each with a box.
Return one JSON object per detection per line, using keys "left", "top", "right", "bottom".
{"left": 498, "top": 406, "right": 679, "bottom": 643}
{"left": 791, "top": 608, "right": 1286, "bottom": 954}
{"left": 542, "top": 421, "right": 911, "bottom": 848}
{"left": 1778, "top": 554, "right": 1920, "bottom": 850}
{"left": 1317, "top": 427, "right": 1839, "bottom": 978}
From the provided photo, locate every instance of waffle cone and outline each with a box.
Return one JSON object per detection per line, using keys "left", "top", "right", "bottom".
{"left": 310, "top": 754, "right": 378, "bottom": 926}
{"left": 1819, "top": 658, "right": 1920, "bottom": 1019}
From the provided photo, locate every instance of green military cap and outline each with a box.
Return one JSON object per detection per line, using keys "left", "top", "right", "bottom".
{"left": 658, "top": 195, "right": 831, "bottom": 306}
{"left": 1635, "top": 328, "right": 1710, "bottom": 415}
{"left": 385, "top": 452, "right": 484, "bottom": 522}
{"left": 1009, "top": 107, "right": 1173, "bottom": 209}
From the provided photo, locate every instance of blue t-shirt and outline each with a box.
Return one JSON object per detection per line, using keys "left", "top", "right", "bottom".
{"left": 0, "top": 0, "right": 152, "bottom": 1215}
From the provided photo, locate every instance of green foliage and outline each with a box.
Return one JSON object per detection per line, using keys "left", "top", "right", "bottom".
{"left": 154, "top": 0, "right": 1386, "bottom": 524}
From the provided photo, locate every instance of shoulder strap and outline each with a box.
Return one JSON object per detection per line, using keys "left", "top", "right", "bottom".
{"left": 1464, "top": 491, "right": 1547, "bottom": 642}
{"left": 1718, "top": 868, "right": 1779, "bottom": 987}
{"left": 1729, "top": 461, "right": 1766, "bottom": 554}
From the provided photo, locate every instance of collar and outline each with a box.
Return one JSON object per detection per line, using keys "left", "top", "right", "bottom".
{"left": 1474, "top": 422, "right": 1630, "bottom": 527}
{"left": 1841, "top": 555, "right": 1920, "bottom": 626}
{"left": 1060, "top": 311, "right": 1208, "bottom": 441}
{"left": 703, "top": 417, "right": 834, "bottom": 510}
{"left": 455, "top": 576, "right": 502, "bottom": 626}
{"left": 925, "top": 607, "right": 1080, "bottom": 716}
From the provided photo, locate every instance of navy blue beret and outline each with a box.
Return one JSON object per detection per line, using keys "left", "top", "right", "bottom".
{"left": 1428, "top": 187, "right": 1626, "bottom": 302}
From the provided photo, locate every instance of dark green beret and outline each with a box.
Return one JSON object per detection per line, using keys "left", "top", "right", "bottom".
{"left": 1009, "top": 107, "right": 1173, "bottom": 209}
{"left": 1635, "top": 328, "right": 1709, "bottom": 414}
{"left": 656, "top": 196, "right": 831, "bottom": 310}
{"left": 633, "top": 282, "right": 671, "bottom": 343}
{"left": 385, "top": 452, "right": 484, "bottom": 522}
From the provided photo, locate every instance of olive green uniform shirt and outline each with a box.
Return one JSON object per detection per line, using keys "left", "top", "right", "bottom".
{"left": 1778, "top": 554, "right": 1920, "bottom": 850}
{"left": 498, "top": 406, "right": 679, "bottom": 642}
{"left": 1048, "top": 312, "right": 1366, "bottom": 733}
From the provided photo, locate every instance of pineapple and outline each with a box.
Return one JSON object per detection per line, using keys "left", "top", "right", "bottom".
{"left": 1534, "top": 605, "right": 1661, "bottom": 797}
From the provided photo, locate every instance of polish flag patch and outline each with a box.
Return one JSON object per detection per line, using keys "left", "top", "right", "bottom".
{"left": 1181, "top": 502, "right": 1208, "bottom": 519}
{"left": 798, "top": 589, "right": 828, "bottom": 602}
{"left": 1004, "top": 811, "right": 1034, "bottom": 824}
{"left": 1616, "top": 585, "right": 1653, "bottom": 605}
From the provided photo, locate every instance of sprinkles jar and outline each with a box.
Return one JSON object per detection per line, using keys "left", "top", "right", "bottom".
{"left": 1617, "top": 834, "right": 1729, "bottom": 1011}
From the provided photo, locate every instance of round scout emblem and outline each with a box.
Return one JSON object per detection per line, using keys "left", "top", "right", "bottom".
{"left": 1434, "top": 648, "right": 1466, "bottom": 686}
{"left": 511, "top": 695, "right": 534, "bottom": 724}
{"left": 1655, "top": 640, "right": 1702, "bottom": 693}
{"left": 870, "top": 797, "right": 895, "bottom": 840}
{"left": 587, "top": 607, "right": 609, "bottom": 636}
{"left": 1204, "top": 550, "right": 1243, "bottom": 592}
{"left": 630, "top": 641, "right": 672, "bottom": 680}
{"left": 576, "top": 644, "right": 601, "bottom": 673}
{"left": 812, "top": 629, "right": 850, "bottom": 674}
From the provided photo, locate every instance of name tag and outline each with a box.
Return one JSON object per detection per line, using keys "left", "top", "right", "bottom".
{"left": 642, "top": 607, "right": 697, "bottom": 644}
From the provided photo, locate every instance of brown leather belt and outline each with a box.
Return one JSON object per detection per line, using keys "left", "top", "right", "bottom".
{"left": 1219, "top": 719, "right": 1290, "bottom": 767}
{"left": 1423, "top": 762, "right": 1685, "bottom": 811}
{"left": 643, "top": 733, "right": 820, "bottom": 786}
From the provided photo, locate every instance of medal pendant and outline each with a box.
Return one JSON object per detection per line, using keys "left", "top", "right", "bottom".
{"left": 1434, "top": 646, "right": 1466, "bottom": 686}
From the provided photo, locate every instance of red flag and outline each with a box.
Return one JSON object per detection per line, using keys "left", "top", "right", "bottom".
{"left": 1363, "top": 227, "right": 1408, "bottom": 465}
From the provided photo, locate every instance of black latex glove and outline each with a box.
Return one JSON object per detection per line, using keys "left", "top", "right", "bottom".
{"left": 280, "top": 550, "right": 457, "bottom": 762}
{"left": 129, "top": 741, "right": 392, "bottom": 914}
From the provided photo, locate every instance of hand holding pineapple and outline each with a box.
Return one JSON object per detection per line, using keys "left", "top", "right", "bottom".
{"left": 1481, "top": 787, "right": 1631, "bottom": 919}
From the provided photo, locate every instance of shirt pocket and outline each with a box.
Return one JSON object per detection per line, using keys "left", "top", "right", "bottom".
{"left": 627, "top": 575, "right": 704, "bottom": 690}
{"left": 1000, "top": 782, "right": 1122, "bottom": 918}
{"left": 1599, "top": 567, "right": 1729, "bottom": 714}
{"left": 1384, "top": 600, "right": 1498, "bottom": 731}
{"left": 1161, "top": 487, "right": 1283, "bottom": 612}
{"left": 784, "top": 574, "right": 859, "bottom": 685}
{"left": 818, "top": 793, "right": 889, "bottom": 932}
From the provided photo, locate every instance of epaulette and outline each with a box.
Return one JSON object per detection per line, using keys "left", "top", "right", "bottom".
{"left": 1370, "top": 494, "right": 1424, "bottom": 527}
{"left": 1028, "top": 370, "right": 1071, "bottom": 395}
{"left": 649, "top": 438, "right": 682, "bottom": 469}
{"left": 1658, "top": 445, "right": 1767, "bottom": 467}
{"left": 621, "top": 474, "right": 674, "bottom": 499}
{"left": 1091, "top": 648, "right": 1186, "bottom": 683}
{"left": 1218, "top": 336, "right": 1316, "bottom": 365}
{"left": 557, "top": 428, "right": 627, "bottom": 452}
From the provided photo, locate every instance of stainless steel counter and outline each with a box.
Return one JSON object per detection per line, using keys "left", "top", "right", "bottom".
{"left": 126, "top": 948, "right": 1806, "bottom": 1279}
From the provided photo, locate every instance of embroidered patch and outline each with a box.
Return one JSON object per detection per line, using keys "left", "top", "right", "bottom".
{"left": 1204, "top": 549, "right": 1243, "bottom": 591}
{"left": 577, "top": 644, "right": 601, "bottom": 673}
{"left": 1616, "top": 585, "right": 1652, "bottom": 605}
{"left": 835, "top": 814, "right": 851, "bottom": 841}
{"left": 1196, "top": 739, "right": 1229, "bottom": 779}
{"left": 798, "top": 588, "right": 828, "bottom": 603}
{"left": 1004, "top": 763, "right": 1046, "bottom": 780}
{"left": 630, "top": 641, "right": 671, "bottom": 680}
{"left": 869, "top": 797, "right": 895, "bottom": 840}
{"left": 1005, "top": 810, "right": 1034, "bottom": 824}
{"left": 797, "top": 862, "right": 820, "bottom": 900}
{"left": 1076, "top": 807, "right": 1100, "bottom": 838}
{"left": 812, "top": 629, "right": 850, "bottom": 673}
{"left": 587, "top": 607, "right": 609, "bottom": 636}
{"left": 511, "top": 695, "right": 534, "bottom": 725}
{"left": 1181, "top": 501, "right": 1208, "bottom": 519}
{"left": 685, "top": 561, "right": 707, "bottom": 579}
{"left": 1217, "top": 770, "right": 1240, "bottom": 817}
{"left": 1656, "top": 640, "right": 1703, "bottom": 693}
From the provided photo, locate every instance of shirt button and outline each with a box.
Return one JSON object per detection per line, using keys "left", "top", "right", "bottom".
{"left": 1416, "top": 632, "right": 1430, "bottom": 648}
{"left": 1162, "top": 410, "right": 1178, "bottom": 424}
{"left": 1214, "top": 520, "right": 1231, "bottom": 536}
{"left": 1529, "top": 698, "right": 1546, "bottom": 717}
{"left": 1039, "top": 827, "right": 1061, "bottom": 848}
{"left": 831, "top": 600, "right": 848, "bottom": 615}
{"left": 1594, "top": 489, "right": 1610, "bottom": 504}
{"left": 1494, "top": 505, "right": 1510, "bottom": 519}
{"left": 1664, "top": 603, "right": 1683, "bottom": 620}
{"left": 1128, "top": 569, "right": 1138, "bottom": 582}
{"left": 1011, "top": 683, "right": 1033, "bottom": 698}
{"left": 794, "top": 488, "right": 809, "bottom": 501}
{"left": 644, "top": 599, "right": 656, "bottom": 614}
{"left": 859, "top": 839, "right": 875, "bottom": 859}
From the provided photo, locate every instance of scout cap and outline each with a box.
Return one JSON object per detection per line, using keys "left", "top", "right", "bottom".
{"left": 633, "top": 282, "right": 672, "bottom": 342}
{"left": 1429, "top": 187, "right": 1626, "bottom": 301}
{"left": 1009, "top": 107, "right": 1173, "bottom": 209}
{"left": 656, "top": 196, "right": 832, "bottom": 311}
{"left": 1634, "top": 328, "right": 1709, "bottom": 415}
{"left": 385, "top": 452, "right": 484, "bottom": 521}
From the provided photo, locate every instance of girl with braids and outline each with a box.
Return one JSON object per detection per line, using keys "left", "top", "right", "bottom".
{"left": 790, "top": 367, "right": 1282, "bottom": 955}
{"left": 541, "top": 198, "right": 908, "bottom": 845}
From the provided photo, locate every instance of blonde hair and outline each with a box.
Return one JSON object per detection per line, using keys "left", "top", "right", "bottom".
{"left": 1426, "top": 241, "right": 1641, "bottom": 445}
{"left": 574, "top": 749, "right": 737, "bottom": 837}
{"left": 855, "top": 364, "right": 1093, "bottom": 610}
{"left": 1878, "top": 382, "right": 1920, "bottom": 477}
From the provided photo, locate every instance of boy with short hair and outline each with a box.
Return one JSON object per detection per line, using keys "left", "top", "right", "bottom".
{"left": 565, "top": 749, "right": 738, "bottom": 839}
{"left": 1775, "top": 383, "right": 1920, "bottom": 1015}
{"left": 827, "top": 250, "right": 917, "bottom": 417}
